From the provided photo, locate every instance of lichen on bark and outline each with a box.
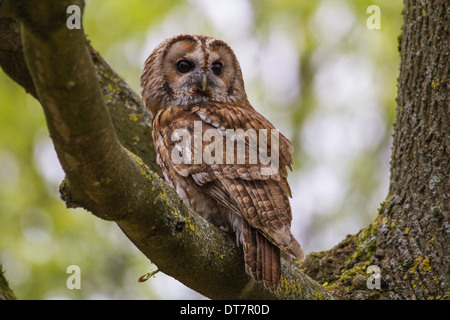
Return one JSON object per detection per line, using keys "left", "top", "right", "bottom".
{"left": 302, "top": 0, "right": 449, "bottom": 300}
{"left": 302, "top": 210, "right": 383, "bottom": 299}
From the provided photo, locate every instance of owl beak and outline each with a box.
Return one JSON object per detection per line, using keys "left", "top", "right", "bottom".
{"left": 201, "top": 74, "right": 207, "bottom": 92}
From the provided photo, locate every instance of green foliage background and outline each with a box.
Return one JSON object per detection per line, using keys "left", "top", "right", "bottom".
{"left": 0, "top": 0, "right": 402, "bottom": 299}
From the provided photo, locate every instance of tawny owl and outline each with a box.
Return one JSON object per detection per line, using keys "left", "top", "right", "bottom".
{"left": 140, "top": 34, "right": 304, "bottom": 291}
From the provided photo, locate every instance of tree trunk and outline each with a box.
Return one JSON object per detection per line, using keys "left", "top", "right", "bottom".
{"left": 0, "top": 0, "right": 447, "bottom": 299}
{"left": 302, "top": 0, "right": 449, "bottom": 300}
{"left": 377, "top": 0, "right": 449, "bottom": 299}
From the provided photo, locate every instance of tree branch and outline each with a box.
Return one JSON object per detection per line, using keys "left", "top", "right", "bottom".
{"left": 0, "top": 265, "right": 16, "bottom": 300}
{"left": 302, "top": 0, "right": 449, "bottom": 300}
{"left": 0, "top": 1, "right": 331, "bottom": 299}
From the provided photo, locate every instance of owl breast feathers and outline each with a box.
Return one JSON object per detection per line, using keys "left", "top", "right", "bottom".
{"left": 141, "top": 34, "right": 304, "bottom": 291}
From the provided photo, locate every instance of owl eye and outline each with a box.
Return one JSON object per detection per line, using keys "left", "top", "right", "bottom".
{"left": 176, "top": 60, "right": 194, "bottom": 73}
{"left": 211, "top": 61, "right": 223, "bottom": 76}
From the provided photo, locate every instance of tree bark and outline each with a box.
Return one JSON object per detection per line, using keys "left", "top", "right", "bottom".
{"left": 302, "top": 0, "right": 449, "bottom": 300}
{"left": 376, "top": 0, "right": 449, "bottom": 299}
{"left": 0, "top": 266, "right": 16, "bottom": 300}
{"left": 0, "top": 0, "right": 331, "bottom": 300}
{"left": 0, "top": 0, "right": 447, "bottom": 300}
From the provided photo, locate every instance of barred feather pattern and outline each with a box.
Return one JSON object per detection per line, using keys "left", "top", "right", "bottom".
{"left": 152, "top": 102, "right": 304, "bottom": 291}
{"left": 141, "top": 34, "right": 304, "bottom": 291}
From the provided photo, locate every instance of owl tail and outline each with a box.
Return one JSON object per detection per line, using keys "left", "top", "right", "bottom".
{"left": 285, "top": 234, "right": 305, "bottom": 262}
{"left": 243, "top": 222, "right": 281, "bottom": 291}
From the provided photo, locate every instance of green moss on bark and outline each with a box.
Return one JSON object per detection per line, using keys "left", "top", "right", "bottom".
{"left": 302, "top": 208, "right": 384, "bottom": 299}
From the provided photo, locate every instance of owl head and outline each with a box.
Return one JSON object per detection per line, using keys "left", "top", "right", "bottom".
{"left": 141, "top": 34, "right": 248, "bottom": 116}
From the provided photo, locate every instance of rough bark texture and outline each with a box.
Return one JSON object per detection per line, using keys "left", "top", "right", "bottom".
{"left": 0, "top": 0, "right": 447, "bottom": 300}
{"left": 0, "top": 0, "right": 331, "bottom": 300}
{"left": 302, "top": 0, "right": 449, "bottom": 300}
{"left": 377, "top": 0, "right": 449, "bottom": 299}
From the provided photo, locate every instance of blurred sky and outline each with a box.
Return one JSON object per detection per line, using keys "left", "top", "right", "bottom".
{"left": 0, "top": 0, "right": 402, "bottom": 299}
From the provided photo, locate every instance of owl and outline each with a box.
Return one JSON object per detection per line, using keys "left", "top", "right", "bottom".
{"left": 140, "top": 34, "right": 304, "bottom": 291}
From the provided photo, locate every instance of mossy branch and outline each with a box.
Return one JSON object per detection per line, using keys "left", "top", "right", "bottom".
{"left": 0, "top": 0, "right": 332, "bottom": 299}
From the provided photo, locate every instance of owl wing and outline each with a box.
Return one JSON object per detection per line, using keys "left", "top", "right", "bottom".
{"left": 153, "top": 101, "right": 304, "bottom": 290}
{"left": 154, "top": 101, "right": 303, "bottom": 257}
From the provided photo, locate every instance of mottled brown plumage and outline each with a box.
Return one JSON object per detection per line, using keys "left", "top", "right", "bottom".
{"left": 141, "top": 34, "right": 304, "bottom": 291}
